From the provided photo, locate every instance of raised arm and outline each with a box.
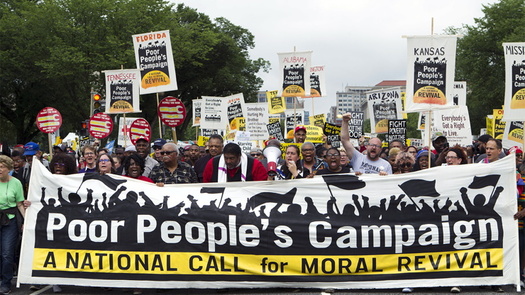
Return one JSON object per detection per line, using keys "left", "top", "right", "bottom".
{"left": 340, "top": 113, "right": 357, "bottom": 157}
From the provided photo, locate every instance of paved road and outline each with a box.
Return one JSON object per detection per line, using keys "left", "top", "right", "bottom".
{"left": 8, "top": 284, "right": 523, "bottom": 295}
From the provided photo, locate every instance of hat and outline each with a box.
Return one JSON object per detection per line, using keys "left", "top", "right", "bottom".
{"left": 53, "top": 144, "right": 66, "bottom": 152}
{"left": 23, "top": 142, "right": 40, "bottom": 156}
{"left": 294, "top": 125, "right": 307, "bottom": 133}
{"left": 125, "top": 145, "right": 136, "bottom": 152}
{"left": 509, "top": 146, "right": 523, "bottom": 154}
{"left": 477, "top": 134, "right": 492, "bottom": 143}
{"left": 152, "top": 138, "right": 166, "bottom": 149}
{"left": 250, "top": 147, "right": 263, "bottom": 154}
{"left": 431, "top": 132, "right": 446, "bottom": 143}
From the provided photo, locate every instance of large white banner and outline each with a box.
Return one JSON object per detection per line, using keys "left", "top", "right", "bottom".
{"left": 104, "top": 69, "right": 141, "bottom": 114}
{"left": 19, "top": 156, "right": 519, "bottom": 290}
{"left": 245, "top": 102, "right": 270, "bottom": 140}
{"left": 200, "top": 96, "right": 227, "bottom": 130}
{"left": 132, "top": 30, "right": 178, "bottom": 94}
{"left": 432, "top": 105, "right": 473, "bottom": 147}
{"left": 367, "top": 87, "right": 403, "bottom": 134}
{"left": 503, "top": 43, "right": 525, "bottom": 121}
{"left": 405, "top": 35, "right": 458, "bottom": 112}
{"left": 278, "top": 51, "right": 312, "bottom": 97}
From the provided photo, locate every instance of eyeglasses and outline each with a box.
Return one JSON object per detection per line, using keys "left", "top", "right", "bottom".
{"left": 84, "top": 152, "right": 95, "bottom": 156}
{"left": 326, "top": 153, "right": 340, "bottom": 158}
{"left": 53, "top": 162, "right": 65, "bottom": 167}
{"left": 368, "top": 144, "right": 382, "bottom": 149}
{"left": 445, "top": 156, "right": 458, "bottom": 160}
{"left": 399, "top": 162, "right": 413, "bottom": 168}
{"left": 99, "top": 159, "right": 110, "bottom": 163}
{"left": 301, "top": 148, "right": 314, "bottom": 152}
{"left": 160, "top": 151, "right": 176, "bottom": 155}
{"left": 250, "top": 153, "right": 261, "bottom": 157}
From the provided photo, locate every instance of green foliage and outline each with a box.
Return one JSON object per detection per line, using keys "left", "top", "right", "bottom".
{"left": 0, "top": 0, "right": 269, "bottom": 144}
{"left": 450, "top": 0, "right": 525, "bottom": 134}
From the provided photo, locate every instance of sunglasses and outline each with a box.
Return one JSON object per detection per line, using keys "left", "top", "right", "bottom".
{"left": 399, "top": 162, "right": 412, "bottom": 168}
{"left": 250, "top": 153, "right": 261, "bottom": 157}
{"left": 160, "top": 151, "right": 176, "bottom": 155}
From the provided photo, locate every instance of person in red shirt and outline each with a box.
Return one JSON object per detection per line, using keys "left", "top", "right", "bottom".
{"left": 203, "top": 143, "right": 267, "bottom": 182}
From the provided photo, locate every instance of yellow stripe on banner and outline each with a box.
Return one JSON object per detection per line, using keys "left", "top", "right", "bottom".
{"left": 33, "top": 248, "right": 502, "bottom": 276}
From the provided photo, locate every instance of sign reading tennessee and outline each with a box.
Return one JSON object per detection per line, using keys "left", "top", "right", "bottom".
{"left": 133, "top": 30, "right": 178, "bottom": 94}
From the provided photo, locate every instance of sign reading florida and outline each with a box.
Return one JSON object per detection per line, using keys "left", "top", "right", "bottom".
{"left": 133, "top": 30, "right": 178, "bottom": 94}
{"left": 405, "top": 35, "right": 457, "bottom": 112}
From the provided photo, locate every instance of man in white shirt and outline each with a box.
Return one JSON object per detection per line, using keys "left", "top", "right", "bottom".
{"left": 340, "top": 113, "right": 392, "bottom": 175}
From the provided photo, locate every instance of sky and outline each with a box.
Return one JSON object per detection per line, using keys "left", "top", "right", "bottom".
{"left": 176, "top": 0, "right": 495, "bottom": 115}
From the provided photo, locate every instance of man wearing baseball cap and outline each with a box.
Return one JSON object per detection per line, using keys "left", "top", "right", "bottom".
{"left": 152, "top": 138, "right": 167, "bottom": 162}
{"left": 23, "top": 142, "right": 49, "bottom": 169}
{"left": 294, "top": 125, "right": 307, "bottom": 144}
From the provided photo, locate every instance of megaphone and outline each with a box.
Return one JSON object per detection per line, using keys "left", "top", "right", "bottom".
{"left": 263, "top": 146, "right": 282, "bottom": 177}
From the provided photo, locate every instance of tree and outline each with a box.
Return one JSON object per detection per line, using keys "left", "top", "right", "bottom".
{"left": 0, "top": 0, "right": 269, "bottom": 145}
{"left": 449, "top": 0, "right": 525, "bottom": 134}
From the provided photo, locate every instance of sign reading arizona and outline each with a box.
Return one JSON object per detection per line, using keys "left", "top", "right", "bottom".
{"left": 133, "top": 30, "right": 178, "bottom": 94}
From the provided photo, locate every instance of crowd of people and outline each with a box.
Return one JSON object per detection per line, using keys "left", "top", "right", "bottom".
{"left": 0, "top": 113, "right": 524, "bottom": 294}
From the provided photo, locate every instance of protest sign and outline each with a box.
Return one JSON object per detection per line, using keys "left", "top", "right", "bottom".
{"left": 503, "top": 43, "right": 525, "bottom": 121}
{"left": 367, "top": 87, "right": 403, "bottom": 134}
{"left": 324, "top": 122, "right": 341, "bottom": 148}
{"left": 387, "top": 120, "right": 406, "bottom": 144}
{"left": 104, "top": 69, "right": 141, "bottom": 113}
{"left": 503, "top": 121, "right": 524, "bottom": 148}
{"left": 433, "top": 105, "right": 472, "bottom": 147}
{"left": 200, "top": 96, "right": 227, "bottom": 130}
{"left": 192, "top": 99, "right": 202, "bottom": 127}
{"left": 225, "top": 93, "right": 246, "bottom": 131}
{"left": 267, "top": 121, "right": 284, "bottom": 142}
{"left": 285, "top": 111, "right": 304, "bottom": 139}
{"left": 19, "top": 156, "right": 519, "bottom": 290}
{"left": 493, "top": 109, "right": 506, "bottom": 140}
{"left": 245, "top": 103, "right": 270, "bottom": 141}
{"left": 452, "top": 81, "right": 467, "bottom": 106}
{"left": 133, "top": 30, "right": 177, "bottom": 94}
{"left": 278, "top": 51, "right": 312, "bottom": 97}
{"left": 309, "top": 114, "right": 326, "bottom": 128}
{"left": 267, "top": 90, "right": 286, "bottom": 114}
{"left": 305, "top": 65, "right": 326, "bottom": 97}
{"left": 405, "top": 35, "right": 457, "bottom": 112}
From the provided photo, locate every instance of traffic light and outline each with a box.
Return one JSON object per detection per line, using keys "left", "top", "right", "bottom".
{"left": 80, "top": 120, "right": 88, "bottom": 137}
{"left": 92, "top": 93, "right": 103, "bottom": 114}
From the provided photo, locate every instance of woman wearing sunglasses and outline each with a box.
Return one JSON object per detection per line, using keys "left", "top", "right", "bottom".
{"left": 394, "top": 152, "right": 415, "bottom": 174}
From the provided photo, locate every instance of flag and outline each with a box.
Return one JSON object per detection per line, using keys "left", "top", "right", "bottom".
{"left": 398, "top": 179, "right": 440, "bottom": 198}
{"left": 249, "top": 188, "right": 296, "bottom": 209}
{"left": 200, "top": 187, "right": 226, "bottom": 194}
{"left": 80, "top": 173, "right": 127, "bottom": 191}
{"left": 322, "top": 175, "right": 366, "bottom": 190}
{"left": 468, "top": 175, "right": 501, "bottom": 189}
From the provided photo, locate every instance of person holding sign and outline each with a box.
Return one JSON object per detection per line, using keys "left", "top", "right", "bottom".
{"left": 341, "top": 113, "right": 392, "bottom": 175}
